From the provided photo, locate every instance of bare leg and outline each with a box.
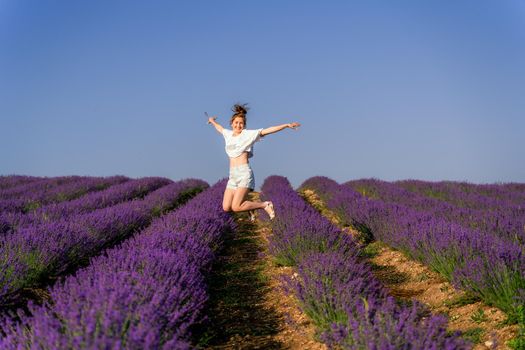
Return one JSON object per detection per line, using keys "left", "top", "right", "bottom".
{"left": 222, "top": 188, "right": 236, "bottom": 212}
{"left": 231, "top": 187, "right": 267, "bottom": 212}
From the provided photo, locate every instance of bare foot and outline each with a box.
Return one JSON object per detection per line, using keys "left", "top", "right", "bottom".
{"left": 264, "top": 201, "right": 275, "bottom": 220}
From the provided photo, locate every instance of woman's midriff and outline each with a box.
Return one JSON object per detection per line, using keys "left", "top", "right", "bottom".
{"left": 229, "top": 152, "right": 249, "bottom": 168}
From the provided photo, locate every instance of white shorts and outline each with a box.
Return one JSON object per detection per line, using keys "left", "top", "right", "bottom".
{"left": 226, "top": 164, "right": 255, "bottom": 190}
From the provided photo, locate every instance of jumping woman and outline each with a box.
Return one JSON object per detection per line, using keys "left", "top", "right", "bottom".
{"left": 208, "top": 103, "right": 300, "bottom": 220}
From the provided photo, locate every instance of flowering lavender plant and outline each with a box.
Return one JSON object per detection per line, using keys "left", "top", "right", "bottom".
{"left": 0, "top": 175, "right": 42, "bottom": 191}
{"left": 300, "top": 176, "right": 525, "bottom": 320}
{"left": 0, "top": 180, "right": 230, "bottom": 348}
{"left": 0, "top": 178, "right": 206, "bottom": 305}
{"left": 263, "top": 175, "right": 469, "bottom": 349}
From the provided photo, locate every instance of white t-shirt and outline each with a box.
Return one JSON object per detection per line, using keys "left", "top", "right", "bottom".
{"left": 222, "top": 128, "right": 263, "bottom": 158}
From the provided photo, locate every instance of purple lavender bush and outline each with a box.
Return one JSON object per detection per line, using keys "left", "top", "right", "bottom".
{"left": 0, "top": 176, "right": 132, "bottom": 236}
{"left": 0, "top": 176, "right": 130, "bottom": 213}
{"left": 0, "top": 177, "right": 174, "bottom": 235}
{"left": 290, "top": 251, "right": 388, "bottom": 331}
{"left": 261, "top": 176, "right": 359, "bottom": 267}
{"left": 300, "top": 176, "right": 525, "bottom": 321}
{"left": 321, "top": 296, "right": 466, "bottom": 350}
{"left": 0, "top": 178, "right": 207, "bottom": 305}
{"left": 0, "top": 180, "right": 233, "bottom": 349}
{"left": 263, "top": 175, "right": 469, "bottom": 349}
{"left": 386, "top": 180, "right": 525, "bottom": 245}
{"left": 0, "top": 176, "right": 84, "bottom": 200}
{"left": 0, "top": 176, "right": 42, "bottom": 191}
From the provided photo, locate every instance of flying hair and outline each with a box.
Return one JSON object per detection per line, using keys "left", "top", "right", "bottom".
{"left": 230, "top": 103, "right": 249, "bottom": 126}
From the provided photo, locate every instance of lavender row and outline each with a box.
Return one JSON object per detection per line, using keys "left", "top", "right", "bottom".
{"left": 396, "top": 179, "right": 525, "bottom": 222}
{"left": 396, "top": 179, "right": 525, "bottom": 210}
{"left": 0, "top": 176, "right": 130, "bottom": 214}
{"left": 0, "top": 176, "right": 76, "bottom": 199}
{"left": 346, "top": 178, "right": 525, "bottom": 244}
{"left": 0, "top": 177, "right": 174, "bottom": 235}
{"left": 261, "top": 176, "right": 468, "bottom": 349}
{"left": 0, "top": 176, "right": 115, "bottom": 201}
{"left": 0, "top": 178, "right": 207, "bottom": 305}
{"left": 301, "top": 176, "right": 525, "bottom": 319}
{"left": 459, "top": 181, "right": 525, "bottom": 204}
{"left": 396, "top": 180, "right": 525, "bottom": 206}
{"left": 0, "top": 176, "right": 42, "bottom": 191}
{"left": 0, "top": 180, "right": 233, "bottom": 349}
{"left": 395, "top": 179, "right": 525, "bottom": 244}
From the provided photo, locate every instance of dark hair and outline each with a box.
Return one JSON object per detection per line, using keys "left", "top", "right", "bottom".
{"left": 230, "top": 103, "right": 249, "bottom": 125}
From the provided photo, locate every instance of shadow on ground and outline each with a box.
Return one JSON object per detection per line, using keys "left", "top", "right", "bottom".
{"left": 197, "top": 211, "right": 284, "bottom": 349}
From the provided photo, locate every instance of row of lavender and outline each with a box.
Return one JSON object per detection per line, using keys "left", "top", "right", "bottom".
{"left": 0, "top": 177, "right": 208, "bottom": 306}
{"left": 261, "top": 176, "right": 468, "bottom": 349}
{"left": 396, "top": 179, "right": 525, "bottom": 208}
{"left": 0, "top": 176, "right": 44, "bottom": 191}
{"left": 0, "top": 180, "right": 234, "bottom": 348}
{"left": 301, "top": 176, "right": 525, "bottom": 321}
{"left": 0, "top": 176, "right": 85, "bottom": 199}
{"left": 396, "top": 179, "right": 525, "bottom": 242}
{"left": 347, "top": 178, "right": 525, "bottom": 244}
{"left": 0, "top": 176, "right": 186, "bottom": 234}
{"left": 0, "top": 176, "right": 130, "bottom": 213}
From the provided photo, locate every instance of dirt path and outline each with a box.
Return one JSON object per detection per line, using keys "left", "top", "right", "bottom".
{"left": 199, "top": 192, "right": 326, "bottom": 350}
{"left": 300, "top": 189, "right": 518, "bottom": 350}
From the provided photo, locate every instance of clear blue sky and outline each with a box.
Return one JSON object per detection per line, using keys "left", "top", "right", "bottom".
{"left": 1, "top": 0, "right": 524, "bottom": 188}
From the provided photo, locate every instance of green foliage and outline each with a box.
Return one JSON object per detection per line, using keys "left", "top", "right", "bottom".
{"left": 23, "top": 200, "right": 40, "bottom": 213}
{"left": 150, "top": 205, "right": 163, "bottom": 217}
{"left": 508, "top": 304, "right": 525, "bottom": 350}
{"left": 443, "top": 293, "right": 480, "bottom": 308}
{"left": 54, "top": 192, "right": 69, "bottom": 202}
{"left": 296, "top": 271, "right": 353, "bottom": 332}
{"left": 16, "top": 250, "right": 47, "bottom": 289}
{"left": 416, "top": 272, "right": 430, "bottom": 282}
{"left": 470, "top": 308, "right": 487, "bottom": 324}
{"left": 302, "top": 297, "right": 349, "bottom": 333}
{"left": 272, "top": 232, "right": 353, "bottom": 268}
{"left": 353, "top": 223, "right": 374, "bottom": 244}
{"left": 456, "top": 260, "right": 525, "bottom": 319}
{"left": 462, "top": 327, "right": 484, "bottom": 344}
{"left": 423, "top": 189, "right": 449, "bottom": 201}
{"left": 415, "top": 241, "right": 463, "bottom": 282}
{"left": 272, "top": 236, "right": 328, "bottom": 267}
{"left": 361, "top": 241, "right": 383, "bottom": 259}
{"left": 353, "top": 186, "right": 379, "bottom": 200}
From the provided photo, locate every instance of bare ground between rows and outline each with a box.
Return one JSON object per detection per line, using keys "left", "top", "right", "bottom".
{"left": 300, "top": 189, "right": 518, "bottom": 350}
{"left": 198, "top": 192, "right": 326, "bottom": 350}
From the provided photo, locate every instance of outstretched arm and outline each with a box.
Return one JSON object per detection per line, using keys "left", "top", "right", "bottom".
{"left": 208, "top": 116, "right": 224, "bottom": 134}
{"left": 260, "top": 122, "right": 300, "bottom": 137}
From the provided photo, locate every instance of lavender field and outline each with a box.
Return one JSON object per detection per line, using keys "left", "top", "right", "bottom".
{"left": 0, "top": 175, "right": 523, "bottom": 349}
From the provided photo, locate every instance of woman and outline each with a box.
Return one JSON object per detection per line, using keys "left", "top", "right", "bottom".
{"left": 208, "top": 103, "right": 300, "bottom": 220}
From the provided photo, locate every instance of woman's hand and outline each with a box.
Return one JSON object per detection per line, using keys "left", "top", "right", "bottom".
{"left": 261, "top": 122, "right": 301, "bottom": 136}
{"left": 207, "top": 114, "right": 224, "bottom": 134}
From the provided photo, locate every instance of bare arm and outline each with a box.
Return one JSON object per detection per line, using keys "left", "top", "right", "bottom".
{"left": 260, "top": 122, "right": 300, "bottom": 137}
{"left": 208, "top": 116, "right": 224, "bottom": 134}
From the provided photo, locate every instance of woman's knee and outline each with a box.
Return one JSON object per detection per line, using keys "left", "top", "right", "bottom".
{"left": 231, "top": 204, "right": 242, "bottom": 212}
{"left": 222, "top": 205, "right": 232, "bottom": 212}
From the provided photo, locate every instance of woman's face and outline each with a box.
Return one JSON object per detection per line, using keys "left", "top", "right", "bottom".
{"left": 231, "top": 117, "right": 245, "bottom": 134}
